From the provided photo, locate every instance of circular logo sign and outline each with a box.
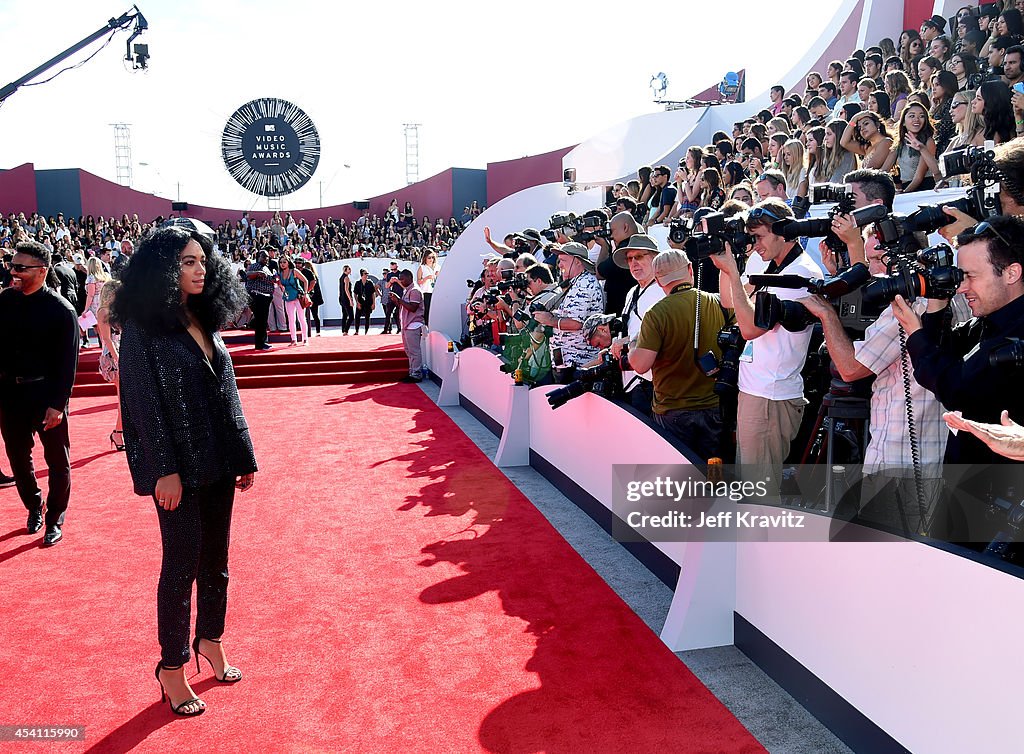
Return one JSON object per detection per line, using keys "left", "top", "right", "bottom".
{"left": 221, "top": 98, "right": 320, "bottom": 197}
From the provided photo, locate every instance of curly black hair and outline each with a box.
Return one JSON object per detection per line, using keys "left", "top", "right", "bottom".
{"left": 111, "top": 226, "right": 247, "bottom": 334}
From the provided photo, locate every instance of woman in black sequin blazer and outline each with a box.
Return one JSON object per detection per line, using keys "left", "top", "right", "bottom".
{"left": 113, "top": 226, "right": 257, "bottom": 717}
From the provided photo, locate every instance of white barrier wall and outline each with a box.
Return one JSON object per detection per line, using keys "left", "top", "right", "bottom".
{"left": 454, "top": 347, "right": 515, "bottom": 431}
{"left": 736, "top": 531, "right": 1024, "bottom": 754}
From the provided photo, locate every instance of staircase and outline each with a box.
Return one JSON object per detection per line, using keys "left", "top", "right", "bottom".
{"left": 73, "top": 331, "right": 409, "bottom": 398}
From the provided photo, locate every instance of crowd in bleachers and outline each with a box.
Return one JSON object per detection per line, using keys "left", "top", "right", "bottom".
{"left": 616, "top": 4, "right": 1024, "bottom": 225}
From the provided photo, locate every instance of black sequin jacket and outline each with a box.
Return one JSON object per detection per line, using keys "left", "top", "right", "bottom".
{"left": 118, "top": 320, "right": 258, "bottom": 496}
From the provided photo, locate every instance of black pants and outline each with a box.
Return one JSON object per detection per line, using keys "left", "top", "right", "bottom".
{"left": 0, "top": 399, "right": 70, "bottom": 527}
{"left": 249, "top": 293, "right": 272, "bottom": 347}
{"left": 340, "top": 301, "right": 354, "bottom": 334}
{"left": 423, "top": 292, "right": 432, "bottom": 326}
{"left": 355, "top": 305, "right": 372, "bottom": 334}
{"left": 306, "top": 304, "right": 321, "bottom": 336}
{"left": 154, "top": 477, "right": 236, "bottom": 667}
{"left": 382, "top": 304, "right": 399, "bottom": 333}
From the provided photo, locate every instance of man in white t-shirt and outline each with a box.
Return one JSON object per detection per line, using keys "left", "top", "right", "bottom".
{"left": 712, "top": 198, "right": 823, "bottom": 473}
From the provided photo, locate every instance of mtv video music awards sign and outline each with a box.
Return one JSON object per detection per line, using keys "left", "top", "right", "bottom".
{"left": 221, "top": 98, "right": 321, "bottom": 197}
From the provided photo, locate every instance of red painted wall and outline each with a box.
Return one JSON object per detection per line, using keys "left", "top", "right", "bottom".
{"left": 904, "top": 0, "right": 934, "bottom": 34}
{"left": 74, "top": 167, "right": 460, "bottom": 228}
{"left": 0, "top": 163, "right": 39, "bottom": 215}
{"left": 486, "top": 145, "right": 575, "bottom": 207}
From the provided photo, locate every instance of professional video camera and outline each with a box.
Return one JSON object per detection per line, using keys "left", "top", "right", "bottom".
{"left": 495, "top": 268, "right": 530, "bottom": 294}
{"left": 668, "top": 216, "right": 694, "bottom": 244}
{"left": 696, "top": 325, "right": 746, "bottom": 396}
{"left": 547, "top": 350, "right": 628, "bottom": 409}
{"left": 683, "top": 211, "right": 753, "bottom": 261}
{"left": 751, "top": 264, "right": 873, "bottom": 332}
{"left": 859, "top": 243, "right": 964, "bottom": 312}
{"left": 854, "top": 143, "right": 1002, "bottom": 254}
{"left": 770, "top": 183, "right": 857, "bottom": 268}
{"left": 543, "top": 211, "right": 576, "bottom": 242}
{"left": 573, "top": 213, "right": 612, "bottom": 244}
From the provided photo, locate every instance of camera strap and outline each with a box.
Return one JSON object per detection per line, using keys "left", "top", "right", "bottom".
{"left": 756, "top": 245, "right": 804, "bottom": 290}
{"left": 622, "top": 280, "right": 656, "bottom": 332}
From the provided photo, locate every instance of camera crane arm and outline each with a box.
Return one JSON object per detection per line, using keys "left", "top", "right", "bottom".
{"left": 0, "top": 5, "right": 148, "bottom": 105}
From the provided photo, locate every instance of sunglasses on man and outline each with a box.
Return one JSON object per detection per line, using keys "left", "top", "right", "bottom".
{"left": 11, "top": 263, "right": 46, "bottom": 272}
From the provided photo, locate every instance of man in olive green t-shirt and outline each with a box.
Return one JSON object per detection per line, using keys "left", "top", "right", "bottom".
{"left": 629, "top": 249, "right": 731, "bottom": 460}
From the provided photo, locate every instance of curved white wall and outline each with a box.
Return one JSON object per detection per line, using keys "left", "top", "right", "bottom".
{"left": 429, "top": 182, "right": 603, "bottom": 339}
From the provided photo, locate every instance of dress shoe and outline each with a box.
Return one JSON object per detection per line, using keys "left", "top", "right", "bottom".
{"left": 42, "top": 524, "right": 62, "bottom": 547}
{"left": 27, "top": 507, "right": 43, "bottom": 534}
{"left": 398, "top": 375, "right": 423, "bottom": 383}
{"left": 0, "top": 471, "right": 15, "bottom": 488}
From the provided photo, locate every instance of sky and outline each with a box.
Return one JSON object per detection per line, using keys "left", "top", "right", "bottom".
{"left": 0, "top": 0, "right": 843, "bottom": 212}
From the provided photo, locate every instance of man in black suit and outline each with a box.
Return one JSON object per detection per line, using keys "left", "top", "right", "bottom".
{"left": 0, "top": 240, "right": 79, "bottom": 546}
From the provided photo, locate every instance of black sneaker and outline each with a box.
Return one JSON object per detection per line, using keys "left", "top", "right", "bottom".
{"left": 0, "top": 472, "right": 15, "bottom": 488}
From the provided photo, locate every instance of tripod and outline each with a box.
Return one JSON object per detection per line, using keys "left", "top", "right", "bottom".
{"left": 800, "top": 378, "right": 870, "bottom": 512}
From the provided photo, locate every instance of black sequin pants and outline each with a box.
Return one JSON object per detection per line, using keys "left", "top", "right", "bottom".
{"left": 154, "top": 477, "right": 235, "bottom": 667}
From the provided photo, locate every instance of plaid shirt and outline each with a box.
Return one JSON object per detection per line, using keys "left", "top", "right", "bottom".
{"left": 854, "top": 303, "right": 946, "bottom": 472}
{"left": 245, "top": 262, "right": 275, "bottom": 296}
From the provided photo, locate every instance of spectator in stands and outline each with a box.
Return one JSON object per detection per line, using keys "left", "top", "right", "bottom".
{"left": 917, "top": 56, "right": 942, "bottom": 97}
{"left": 920, "top": 16, "right": 945, "bottom": 45}
{"left": 985, "top": 36, "right": 1012, "bottom": 78}
{"left": 949, "top": 53, "right": 980, "bottom": 92}
{"left": 842, "top": 110, "right": 893, "bottom": 170}
{"left": 974, "top": 80, "right": 1016, "bottom": 144}
{"left": 780, "top": 140, "right": 808, "bottom": 199}
{"left": 531, "top": 243, "right": 605, "bottom": 368}
{"left": 832, "top": 71, "right": 862, "bottom": 118}
{"left": 711, "top": 199, "right": 823, "bottom": 478}
{"left": 946, "top": 89, "right": 984, "bottom": 160}
{"left": 808, "top": 96, "right": 832, "bottom": 123}
{"left": 900, "top": 31, "right": 923, "bottom": 71}
{"left": 769, "top": 85, "right": 786, "bottom": 116}
{"left": 645, "top": 166, "right": 677, "bottom": 229}
{"left": 818, "top": 81, "right": 839, "bottom": 109}
{"left": 728, "top": 184, "right": 755, "bottom": 205}
{"left": 864, "top": 54, "right": 884, "bottom": 87}
{"left": 628, "top": 248, "right": 729, "bottom": 459}
{"left": 929, "top": 70, "right": 958, "bottom": 156}
{"left": 805, "top": 72, "right": 823, "bottom": 98}
{"left": 1003, "top": 45, "right": 1024, "bottom": 88}
{"left": 699, "top": 168, "right": 726, "bottom": 210}
{"left": 929, "top": 35, "right": 952, "bottom": 63}
{"left": 827, "top": 60, "right": 844, "bottom": 90}
{"left": 804, "top": 127, "right": 826, "bottom": 184}
{"left": 857, "top": 77, "right": 877, "bottom": 105}
{"left": 868, "top": 91, "right": 893, "bottom": 121}
{"left": 882, "top": 102, "right": 940, "bottom": 193}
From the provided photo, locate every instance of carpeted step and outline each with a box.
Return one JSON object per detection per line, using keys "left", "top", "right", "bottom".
{"left": 234, "top": 369, "right": 409, "bottom": 389}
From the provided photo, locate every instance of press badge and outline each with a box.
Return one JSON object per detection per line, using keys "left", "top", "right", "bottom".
{"left": 739, "top": 340, "right": 754, "bottom": 362}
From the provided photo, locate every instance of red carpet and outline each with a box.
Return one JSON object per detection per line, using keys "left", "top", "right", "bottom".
{"left": 72, "top": 333, "right": 409, "bottom": 397}
{"left": 0, "top": 383, "right": 763, "bottom": 753}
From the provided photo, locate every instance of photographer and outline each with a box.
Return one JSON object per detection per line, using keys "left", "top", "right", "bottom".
{"left": 894, "top": 215, "right": 1024, "bottom": 465}
{"left": 532, "top": 243, "right": 605, "bottom": 367}
{"left": 598, "top": 211, "right": 643, "bottom": 316}
{"left": 590, "top": 234, "right": 666, "bottom": 415}
{"left": 801, "top": 169, "right": 949, "bottom": 477}
{"left": 711, "top": 198, "right": 823, "bottom": 471}
{"left": 629, "top": 250, "right": 731, "bottom": 460}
